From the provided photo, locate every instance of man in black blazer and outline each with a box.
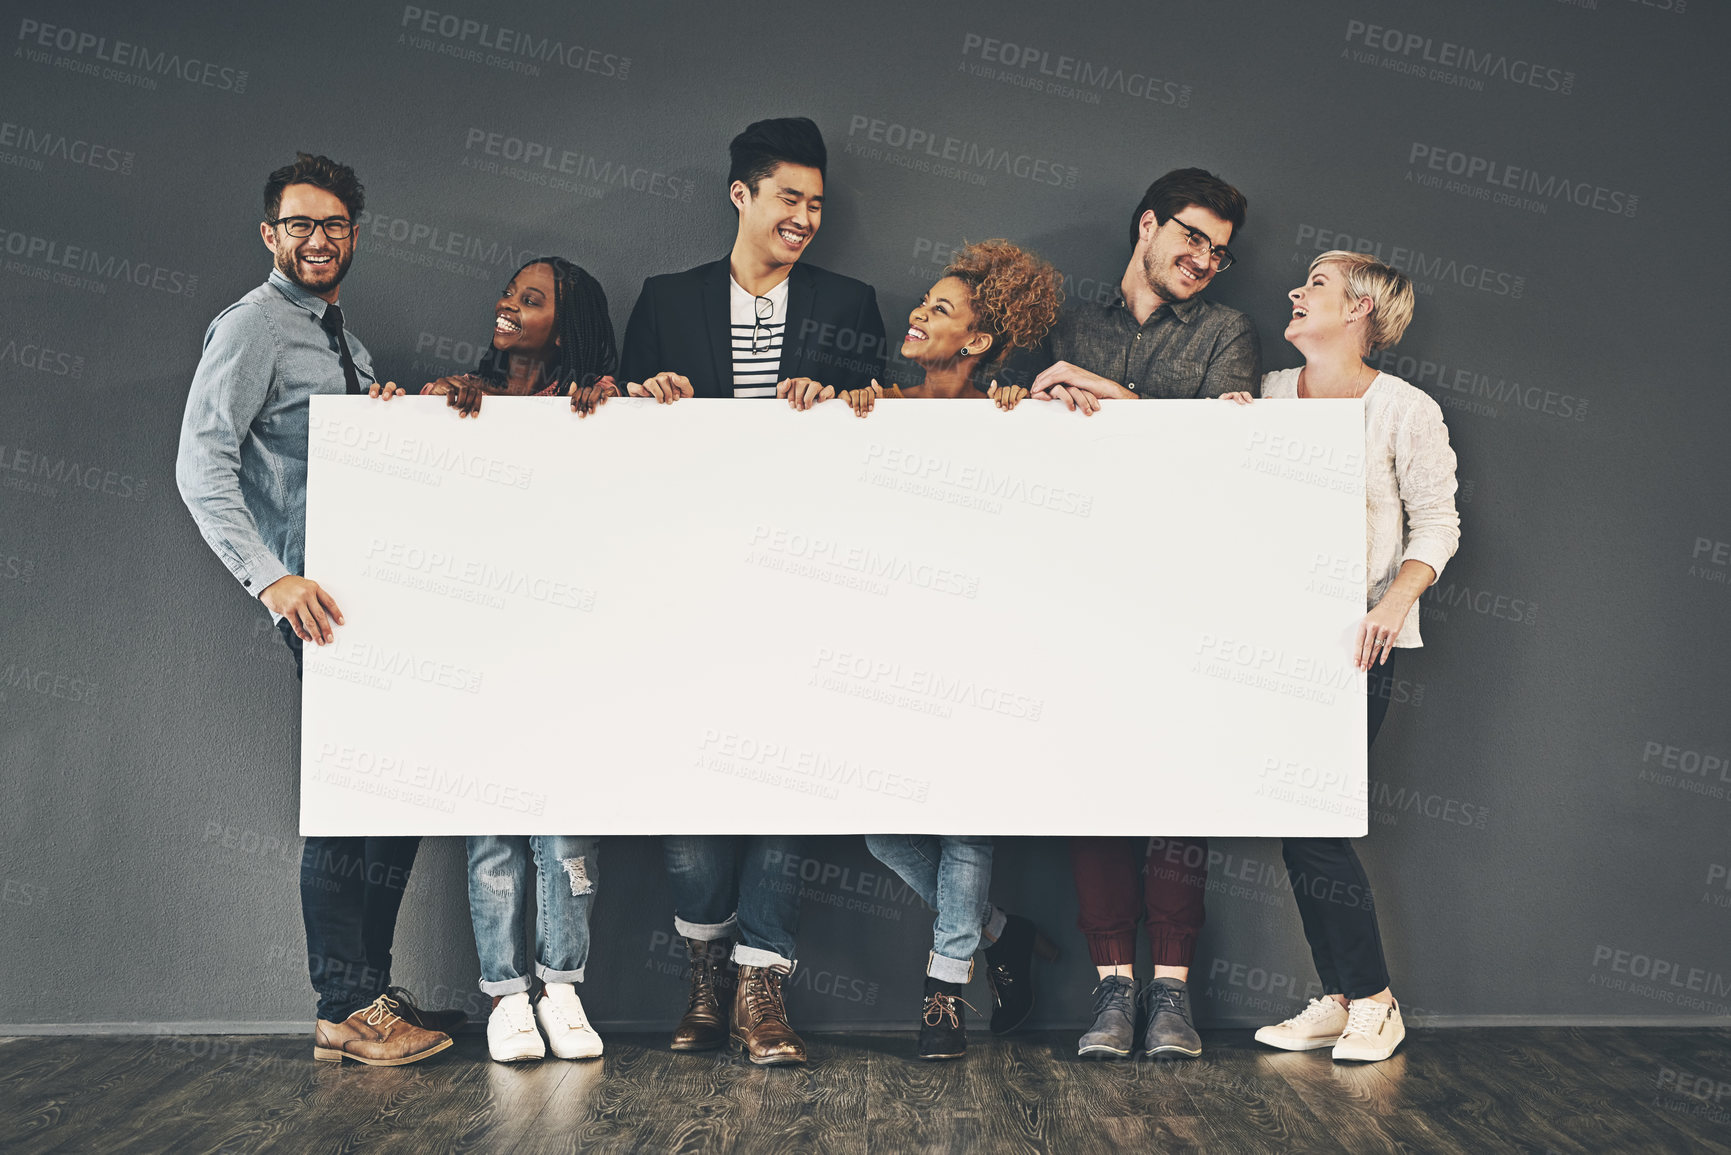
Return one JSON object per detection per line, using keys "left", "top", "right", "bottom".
{"left": 619, "top": 117, "right": 886, "bottom": 406}
{"left": 621, "top": 118, "right": 885, "bottom": 1069}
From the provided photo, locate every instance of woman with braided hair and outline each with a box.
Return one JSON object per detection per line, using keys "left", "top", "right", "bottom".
{"left": 831, "top": 240, "right": 1066, "bottom": 1061}
{"left": 378, "top": 257, "right": 617, "bottom": 1064}
{"left": 419, "top": 256, "right": 619, "bottom": 417}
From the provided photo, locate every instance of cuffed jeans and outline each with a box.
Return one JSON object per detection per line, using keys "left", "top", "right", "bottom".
{"left": 283, "top": 620, "right": 421, "bottom": 1022}
{"left": 467, "top": 835, "right": 600, "bottom": 995}
{"left": 1280, "top": 652, "right": 1400, "bottom": 999}
{"left": 664, "top": 835, "right": 802, "bottom": 970}
{"left": 866, "top": 834, "right": 1005, "bottom": 983}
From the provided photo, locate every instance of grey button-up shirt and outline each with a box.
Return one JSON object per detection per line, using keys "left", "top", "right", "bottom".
{"left": 1041, "top": 293, "right": 1261, "bottom": 399}
{"left": 175, "top": 269, "right": 376, "bottom": 606}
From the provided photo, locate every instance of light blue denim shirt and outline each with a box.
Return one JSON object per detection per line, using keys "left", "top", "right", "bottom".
{"left": 175, "top": 269, "right": 376, "bottom": 609}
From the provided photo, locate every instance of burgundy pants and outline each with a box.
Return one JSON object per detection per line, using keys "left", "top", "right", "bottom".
{"left": 1070, "top": 836, "right": 1208, "bottom": 968}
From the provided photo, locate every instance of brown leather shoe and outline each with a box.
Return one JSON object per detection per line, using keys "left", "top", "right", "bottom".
{"left": 731, "top": 964, "right": 806, "bottom": 1066}
{"left": 382, "top": 986, "right": 468, "bottom": 1034}
{"left": 313, "top": 994, "right": 454, "bottom": 1065}
{"left": 671, "top": 937, "right": 732, "bottom": 1051}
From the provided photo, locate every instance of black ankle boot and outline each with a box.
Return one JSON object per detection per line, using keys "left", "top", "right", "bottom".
{"left": 918, "top": 976, "right": 972, "bottom": 1061}
{"left": 983, "top": 914, "right": 1058, "bottom": 1035}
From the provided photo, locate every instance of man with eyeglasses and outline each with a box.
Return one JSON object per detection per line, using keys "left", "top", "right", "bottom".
{"left": 1030, "top": 166, "right": 1258, "bottom": 414}
{"left": 616, "top": 117, "right": 885, "bottom": 1068}
{"left": 1023, "top": 168, "right": 1259, "bottom": 1064}
{"left": 176, "top": 153, "right": 458, "bottom": 1066}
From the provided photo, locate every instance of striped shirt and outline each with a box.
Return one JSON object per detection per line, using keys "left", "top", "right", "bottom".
{"left": 729, "top": 276, "right": 788, "bottom": 397}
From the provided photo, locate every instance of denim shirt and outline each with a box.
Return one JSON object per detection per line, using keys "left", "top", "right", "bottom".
{"left": 175, "top": 269, "right": 376, "bottom": 610}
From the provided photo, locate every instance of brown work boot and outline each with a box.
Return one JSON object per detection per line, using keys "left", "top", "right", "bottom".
{"left": 671, "top": 937, "right": 733, "bottom": 1051}
{"left": 731, "top": 964, "right": 806, "bottom": 1066}
{"left": 313, "top": 994, "right": 454, "bottom": 1066}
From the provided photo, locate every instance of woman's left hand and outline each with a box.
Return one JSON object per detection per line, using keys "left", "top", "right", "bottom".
{"left": 1353, "top": 598, "right": 1409, "bottom": 671}
{"left": 1218, "top": 391, "right": 1254, "bottom": 406}
{"left": 570, "top": 374, "right": 619, "bottom": 418}
{"left": 988, "top": 379, "right": 1029, "bottom": 410}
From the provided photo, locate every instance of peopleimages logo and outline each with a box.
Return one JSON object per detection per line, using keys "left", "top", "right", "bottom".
{"left": 1408, "top": 144, "right": 1637, "bottom": 218}
{"left": 398, "top": 6, "right": 629, "bottom": 79}
{"left": 844, "top": 114, "right": 1079, "bottom": 189}
{"left": 958, "top": 32, "right": 1191, "bottom": 108}
{"left": 15, "top": 18, "right": 248, "bottom": 93}
{"left": 1293, "top": 225, "right": 1526, "bottom": 299}
{"left": 1342, "top": 18, "right": 1574, "bottom": 94}
{"left": 0, "top": 226, "right": 198, "bottom": 297}
{"left": 0, "top": 120, "right": 133, "bottom": 175}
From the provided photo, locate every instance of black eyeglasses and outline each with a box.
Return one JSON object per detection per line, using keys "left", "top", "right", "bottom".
{"left": 1169, "top": 218, "right": 1235, "bottom": 271}
{"left": 751, "top": 294, "right": 775, "bottom": 354}
{"left": 269, "top": 216, "right": 354, "bottom": 239}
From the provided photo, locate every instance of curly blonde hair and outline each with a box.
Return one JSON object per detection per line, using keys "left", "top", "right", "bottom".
{"left": 943, "top": 239, "right": 1064, "bottom": 366}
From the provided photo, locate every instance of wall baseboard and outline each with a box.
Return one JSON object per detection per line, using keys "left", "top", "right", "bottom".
{"left": 2, "top": 1013, "right": 1727, "bottom": 1037}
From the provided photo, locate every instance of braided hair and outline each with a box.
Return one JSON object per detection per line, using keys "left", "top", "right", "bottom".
{"left": 474, "top": 256, "right": 618, "bottom": 392}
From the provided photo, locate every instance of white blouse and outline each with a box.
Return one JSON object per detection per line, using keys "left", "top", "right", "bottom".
{"left": 1261, "top": 368, "right": 1461, "bottom": 648}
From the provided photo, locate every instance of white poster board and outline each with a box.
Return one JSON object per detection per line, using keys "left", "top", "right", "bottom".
{"left": 301, "top": 396, "right": 1367, "bottom": 836}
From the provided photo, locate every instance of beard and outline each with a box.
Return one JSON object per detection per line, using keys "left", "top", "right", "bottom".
{"left": 1141, "top": 245, "right": 1208, "bottom": 305}
{"left": 275, "top": 243, "right": 353, "bottom": 294}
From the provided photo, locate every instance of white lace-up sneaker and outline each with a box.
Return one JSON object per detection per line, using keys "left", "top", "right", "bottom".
{"left": 1331, "top": 998, "right": 1405, "bottom": 1062}
{"left": 487, "top": 991, "right": 546, "bottom": 1063}
{"left": 1254, "top": 997, "right": 1350, "bottom": 1051}
{"left": 537, "top": 982, "right": 604, "bottom": 1060}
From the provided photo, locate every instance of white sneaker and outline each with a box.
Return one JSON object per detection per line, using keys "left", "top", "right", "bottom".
{"left": 487, "top": 991, "right": 546, "bottom": 1062}
{"left": 536, "top": 983, "right": 604, "bottom": 1060}
{"left": 1331, "top": 998, "right": 1405, "bottom": 1062}
{"left": 1255, "top": 997, "right": 1349, "bottom": 1051}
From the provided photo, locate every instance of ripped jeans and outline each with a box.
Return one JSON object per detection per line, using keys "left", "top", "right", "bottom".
{"left": 466, "top": 835, "right": 600, "bottom": 996}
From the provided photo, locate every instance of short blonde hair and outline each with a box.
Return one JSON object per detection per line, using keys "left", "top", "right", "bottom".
{"left": 1310, "top": 251, "right": 1415, "bottom": 354}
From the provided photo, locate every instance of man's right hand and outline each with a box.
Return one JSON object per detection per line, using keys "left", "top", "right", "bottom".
{"left": 367, "top": 381, "right": 406, "bottom": 400}
{"left": 259, "top": 575, "right": 345, "bottom": 645}
{"left": 627, "top": 372, "right": 694, "bottom": 404}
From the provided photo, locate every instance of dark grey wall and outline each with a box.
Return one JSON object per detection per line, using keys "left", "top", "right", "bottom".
{"left": 3, "top": 0, "right": 1727, "bottom": 1032}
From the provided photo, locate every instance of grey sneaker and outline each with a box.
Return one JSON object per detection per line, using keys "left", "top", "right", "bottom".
{"left": 1140, "top": 977, "right": 1201, "bottom": 1058}
{"left": 1077, "top": 976, "right": 1136, "bottom": 1059}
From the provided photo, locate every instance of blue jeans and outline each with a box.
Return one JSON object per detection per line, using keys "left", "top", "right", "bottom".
{"left": 466, "top": 835, "right": 599, "bottom": 996}
{"left": 865, "top": 834, "right": 1003, "bottom": 983}
{"left": 663, "top": 835, "right": 802, "bottom": 970}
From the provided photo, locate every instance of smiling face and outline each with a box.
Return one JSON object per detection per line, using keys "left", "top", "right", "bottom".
{"left": 492, "top": 262, "right": 559, "bottom": 361}
{"left": 261, "top": 183, "right": 355, "bottom": 300}
{"left": 1285, "top": 261, "right": 1361, "bottom": 347}
{"left": 901, "top": 276, "right": 990, "bottom": 367}
{"left": 732, "top": 162, "right": 823, "bottom": 272}
{"left": 1136, "top": 204, "right": 1232, "bottom": 305}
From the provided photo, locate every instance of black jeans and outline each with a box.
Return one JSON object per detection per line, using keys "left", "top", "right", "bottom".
{"left": 1279, "top": 650, "right": 1401, "bottom": 1000}
{"left": 280, "top": 619, "right": 423, "bottom": 1021}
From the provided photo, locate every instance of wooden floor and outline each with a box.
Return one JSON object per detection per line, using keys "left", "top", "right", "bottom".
{"left": 2, "top": 1027, "right": 1727, "bottom": 1153}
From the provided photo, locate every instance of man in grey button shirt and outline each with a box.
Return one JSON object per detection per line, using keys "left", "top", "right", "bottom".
{"left": 176, "top": 153, "right": 456, "bottom": 1066}
{"left": 1030, "top": 167, "right": 1260, "bottom": 414}
{"left": 1029, "top": 168, "right": 1258, "bottom": 1062}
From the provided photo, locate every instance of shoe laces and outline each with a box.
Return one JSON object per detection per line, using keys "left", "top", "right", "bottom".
{"left": 1090, "top": 978, "right": 1133, "bottom": 1017}
{"left": 540, "top": 987, "right": 587, "bottom": 1030}
{"left": 922, "top": 991, "right": 979, "bottom": 1029}
{"left": 1341, "top": 999, "right": 1389, "bottom": 1038}
{"left": 1147, "top": 984, "right": 1188, "bottom": 1021}
{"left": 743, "top": 967, "right": 789, "bottom": 1025}
{"left": 360, "top": 994, "right": 404, "bottom": 1029}
{"left": 1285, "top": 997, "right": 1344, "bottom": 1027}
{"left": 497, "top": 995, "right": 536, "bottom": 1033}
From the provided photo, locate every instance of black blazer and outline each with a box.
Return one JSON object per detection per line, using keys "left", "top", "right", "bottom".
{"left": 619, "top": 257, "right": 886, "bottom": 397}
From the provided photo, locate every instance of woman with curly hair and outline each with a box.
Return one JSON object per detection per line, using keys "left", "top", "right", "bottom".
{"left": 836, "top": 240, "right": 1065, "bottom": 1061}
{"left": 836, "top": 238, "right": 1063, "bottom": 414}
{"left": 419, "top": 255, "right": 619, "bottom": 417}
